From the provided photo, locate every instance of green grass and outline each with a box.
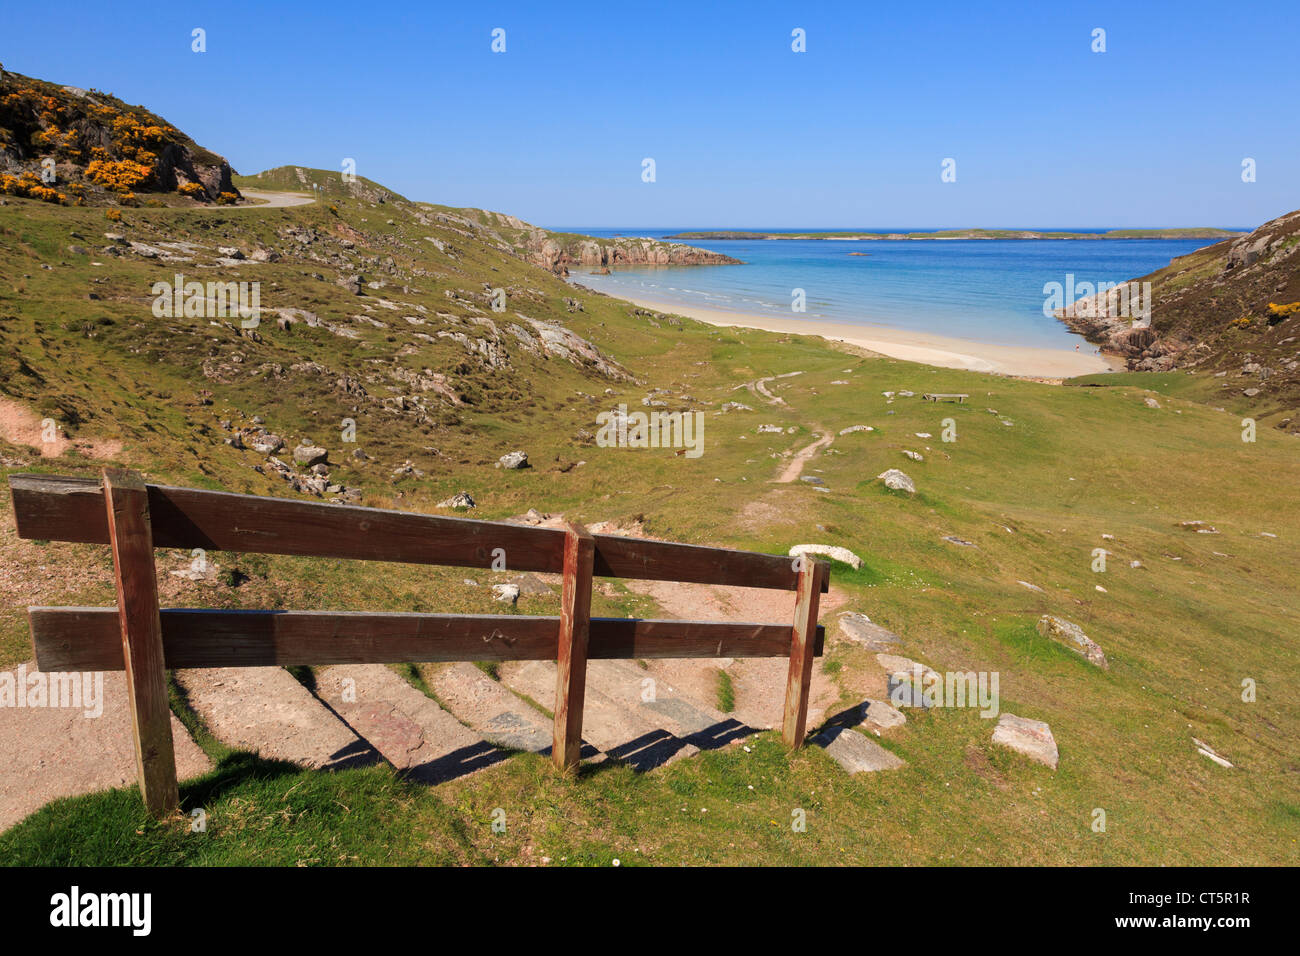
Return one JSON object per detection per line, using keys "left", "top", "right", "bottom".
{"left": 715, "top": 670, "right": 736, "bottom": 713}
{"left": 1, "top": 168, "right": 1298, "bottom": 866}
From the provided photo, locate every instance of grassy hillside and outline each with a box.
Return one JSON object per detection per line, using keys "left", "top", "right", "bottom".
{"left": 1, "top": 165, "right": 1297, "bottom": 866}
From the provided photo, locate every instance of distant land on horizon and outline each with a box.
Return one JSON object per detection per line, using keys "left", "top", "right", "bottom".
{"left": 656, "top": 227, "right": 1247, "bottom": 241}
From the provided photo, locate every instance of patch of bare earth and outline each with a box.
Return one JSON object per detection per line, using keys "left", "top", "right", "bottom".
{"left": 0, "top": 397, "right": 122, "bottom": 459}
{"left": 735, "top": 489, "right": 811, "bottom": 536}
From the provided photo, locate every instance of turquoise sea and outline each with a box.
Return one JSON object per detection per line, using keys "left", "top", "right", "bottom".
{"left": 557, "top": 229, "right": 1223, "bottom": 350}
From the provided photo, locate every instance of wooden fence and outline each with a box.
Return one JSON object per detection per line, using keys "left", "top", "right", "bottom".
{"left": 9, "top": 470, "right": 829, "bottom": 817}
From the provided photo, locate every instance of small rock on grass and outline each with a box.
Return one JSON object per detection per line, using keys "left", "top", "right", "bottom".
{"left": 1036, "top": 615, "right": 1108, "bottom": 668}
{"left": 992, "top": 713, "right": 1058, "bottom": 769}
{"left": 837, "top": 612, "right": 900, "bottom": 650}
{"left": 511, "top": 573, "right": 553, "bottom": 596}
{"left": 790, "top": 544, "right": 862, "bottom": 570}
{"left": 293, "top": 443, "right": 328, "bottom": 467}
{"left": 1192, "top": 737, "right": 1233, "bottom": 769}
{"left": 491, "top": 583, "right": 520, "bottom": 605}
{"left": 877, "top": 469, "right": 916, "bottom": 494}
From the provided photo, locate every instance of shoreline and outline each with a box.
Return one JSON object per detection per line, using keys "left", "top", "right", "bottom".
{"left": 582, "top": 288, "right": 1124, "bottom": 379}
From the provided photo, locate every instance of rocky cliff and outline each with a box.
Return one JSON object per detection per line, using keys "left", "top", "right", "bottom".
{"left": 1057, "top": 209, "right": 1300, "bottom": 417}
{"left": 0, "top": 67, "right": 238, "bottom": 204}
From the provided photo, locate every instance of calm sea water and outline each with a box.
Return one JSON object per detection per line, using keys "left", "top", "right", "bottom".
{"left": 556, "top": 228, "right": 1219, "bottom": 350}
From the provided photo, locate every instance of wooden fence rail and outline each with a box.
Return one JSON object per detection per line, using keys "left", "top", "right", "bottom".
{"left": 9, "top": 471, "right": 828, "bottom": 814}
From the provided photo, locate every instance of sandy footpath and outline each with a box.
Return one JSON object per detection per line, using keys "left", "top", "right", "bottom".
{"left": 596, "top": 292, "right": 1123, "bottom": 379}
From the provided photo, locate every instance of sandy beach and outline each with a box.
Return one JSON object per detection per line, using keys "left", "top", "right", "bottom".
{"left": 599, "top": 292, "right": 1123, "bottom": 379}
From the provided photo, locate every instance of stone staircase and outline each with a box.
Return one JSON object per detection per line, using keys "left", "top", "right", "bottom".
{"left": 0, "top": 612, "right": 920, "bottom": 829}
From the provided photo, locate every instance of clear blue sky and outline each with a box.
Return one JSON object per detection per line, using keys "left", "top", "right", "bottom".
{"left": 3, "top": 0, "right": 1295, "bottom": 229}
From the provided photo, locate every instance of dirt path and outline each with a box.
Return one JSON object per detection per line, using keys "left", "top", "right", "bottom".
{"left": 735, "top": 370, "right": 803, "bottom": 406}
{"left": 776, "top": 428, "right": 833, "bottom": 483}
{"left": 233, "top": 189, "right": 316, "bottom": 209}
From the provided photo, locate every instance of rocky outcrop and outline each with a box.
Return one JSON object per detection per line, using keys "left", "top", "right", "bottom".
{"left": 524, "top": 231, "right": 741, "bottom": 275}
{"left": 1054, "top": 208, "right": 1300, "bottom": 415}
{"left": 0, "top": 69, "right": 240, "bottom": 202}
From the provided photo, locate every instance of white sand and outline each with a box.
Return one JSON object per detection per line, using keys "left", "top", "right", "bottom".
{"left": 603, "top": 293, "right": 1122, "bottom": 379}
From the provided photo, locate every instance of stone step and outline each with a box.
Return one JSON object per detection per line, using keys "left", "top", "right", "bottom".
{"left": 176, "top": 666, "right": 377, "bottom": 770}
{"left": 584, "top": 659, "right": 751, "bottom": 750}
{"left": 810, "top": 725, "right": 906, "bottom": 773}
{"left": 498, "top": 660, "right": 696, "bottom": 771}
{"left": 0, "top": 663, "right": 211, "bottom": 830}
{"left": 721, "top": 657, "right": 838, "bottom": 733}
{"left": 828, "top": 698, "right": 907, "bottom": 734}
{"left": 314, "top": 665, "right": 501, "bottom": 785}
{"left": 424, "top": 662, "right": 553, "bottom": 755}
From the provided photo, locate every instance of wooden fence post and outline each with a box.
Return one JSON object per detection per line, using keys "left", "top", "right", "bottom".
{"left": 102, "top": 469, "right": 179, "bottom": 816}
{"left": 782, "top": 558, "right": 828, "bottom": 748}
{"left": 552, "top": 522, "right": 595, "bottom": 774}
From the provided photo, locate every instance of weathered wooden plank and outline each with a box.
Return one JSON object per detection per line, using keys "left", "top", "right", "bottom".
{"left": 782, "top": 558, "right": 830, "bottom": 748}
{"left": 29, "top": 608, "right": 823, "bottom": 671}
{"left": 553, "top": 523, "right": 595, "bottom": 773}
{"left": 102, "top": 469, "right": 179, "bottom": 817}
{"left": 8, "top": 474, "right": 823, "bottom": 591}
{"left": 922, "top": 393, "right": 968, "bottom": 403}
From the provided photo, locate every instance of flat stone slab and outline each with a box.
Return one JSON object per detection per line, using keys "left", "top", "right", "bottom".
{"left": 177, "top": 666, "right": 378, "bottom": 770}
{"left": 824, "top": 698, "right": 907, "bottom": 735}
{"left": 499, "top": 660, "right": 696, "bottom": 771}
{"left": 585, "top": 659, "right": 750, "bottom": 750}
{"left": 0, "top": 664, "right": 211, "bottom": 830}
{"left": 426, "top": 662, "right": 552, "bottom": 754}
{"left": 838, "top": 612, "right": 902, "bottom": 651}
{"left": 316, "top": 665, "right": 499, "bottom": 784}
{"left": 811, "top": 725, "right": 905, "bottom": 773}
{"left": 859, "top": 698, "right": 908, "bottom": 732}
{"left": 992, "top": 713, "right": 1059, "bottom": 769}
{"left": 877, "top": 653, "right": 939, "bottom": 708}
{"left": 1192, "top": 736, "right": 1234, "bottom": 769}
{"left": 875, "top": 653, "right": 938, "bottom": 681}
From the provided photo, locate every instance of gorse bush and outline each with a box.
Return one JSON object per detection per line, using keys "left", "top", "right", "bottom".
{"left": 85, "top": 158, "right": 153, "bottom": 191}
{"left": 0, "top": 72, "right": 222, "bottom": 204}
{"left": 0, "top": 171, "right": 66, "bottom": 203}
